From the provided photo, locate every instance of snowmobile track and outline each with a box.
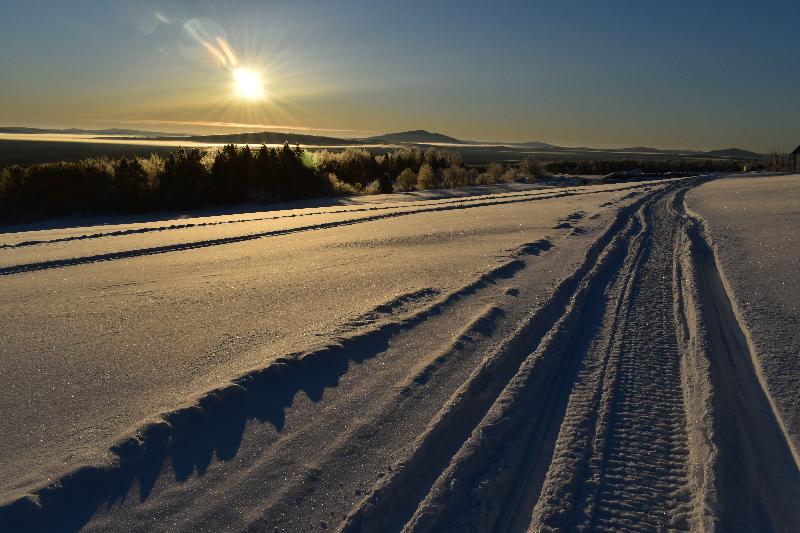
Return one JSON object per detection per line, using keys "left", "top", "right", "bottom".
{"left": 344, "top": 176, "right": 800, "bottom": 533}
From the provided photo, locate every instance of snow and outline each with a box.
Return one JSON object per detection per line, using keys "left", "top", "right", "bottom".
{"left": 0, "top": 181, "right": 652, "bottom": 499}
{"left": 4, "top": 176, "right": 797, "bottom": 531}
{"left": 688, "top": 174, "right": 800, "bottom": 453}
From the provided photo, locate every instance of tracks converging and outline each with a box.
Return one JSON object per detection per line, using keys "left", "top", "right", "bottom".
{"left": 0, "top": 184, "right": 650, "bottom": 275}
{"left": 558, "top": 196, "right": 693, "bottom": 531}
{"left": 342, "top": 178, "right": 800, "bottom": 532}
{"left": 3, "top": 178, "right": 798, "bottom": 532}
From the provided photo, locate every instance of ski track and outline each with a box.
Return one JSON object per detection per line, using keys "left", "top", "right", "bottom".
{"left": 0, "top": 182, "right": 657, "bottom": 275}
{"left": 3, "top": 176, "right": 798, "bottom": 532}
{"left": 0, "top": 189, "right": 549, "bottom": 249}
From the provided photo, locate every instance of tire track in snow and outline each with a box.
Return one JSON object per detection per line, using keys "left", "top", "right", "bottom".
{"left": 529, "top": 198, "right": 651, "bottom": 532}
{"left": 367, "top": 177, "right": 797, "bottom": 533}
{"left": 0, "top": 182, "right": 662, "bottom": 276}
{"left": 0, "top": 189, "right": 560, "bottom": 249}
{"left": 402, "top": 190, "right": 670, "bottom": 533}
{"left": 586, "top": 197, "right": 692, "bottom": 531}
{"left": 342, "top": 183, "right": 679, "bottom": 532}
{"left": 15, "top": 176, "right": 785, "bottom": 533}
{"left": 342, "top": 178, "right": 768, "bottom": 533}
{"left": 0, "top": 238, "right": 553, "bottom": 531}
{"left": 530, "top": 184, "right": 799, "bottom": 532}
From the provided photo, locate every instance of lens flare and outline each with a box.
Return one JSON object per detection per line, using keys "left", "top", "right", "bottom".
{"left": 233, "top": 68, "right": 265, "bottom": 101}
{"left": 177, "top": 17, "right": 284, "bottom": 110}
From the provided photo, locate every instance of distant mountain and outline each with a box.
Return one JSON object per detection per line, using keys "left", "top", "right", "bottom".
{"left": 509, "top": 143, "right": 763, "bottom": 160}
{"left": 181, "top": 129, "right": 469, "bottom": 146}
{"left": 613, "top": 146, "right": 763, "bottom": 158}
{"left": 704, "top": 147, "right": 762, "bottom": 159}
{"left": 175, "top": 131, "right": 366, "bottom": 146}
{"left": 616, "top": 146, "right": 675, "bottom": 154}
{"left": 366, "top": 130, "right": 466, "bottom": 144}
{"left": 0, "top": 126, "right": 187, "bottom": 137}
{"left": 510, "top": 141, "right": 560, "bottom": 150}
{"left": 7, "top": 125, "right": 762, "bottom": 160}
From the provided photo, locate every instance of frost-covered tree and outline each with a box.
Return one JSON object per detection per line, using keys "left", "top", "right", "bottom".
{"left": 395, "top": 168, "right": 418, "bottom": 191}
{"left": 416, "top": 162, "right": 437, "bottom": 189}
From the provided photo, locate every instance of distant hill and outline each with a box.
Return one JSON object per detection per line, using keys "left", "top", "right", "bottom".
{"left": 366, "top": 130, "right": 466, "bottom": 144}
{"left": 704, "top": 147, "right": 763, "bottom": 159}
{"left": 177, "top": 129, "right": 467, "bottom": 146}
{"left": 613, "top": 146, "right": 763, "bottom": 159}
{"left": 510, "top": 141, "right": 560, "bottom": 150}
{"left": 508, "top": 143, "right": 763, "bottom": 160}
{"left": 0, "top": 126, "right": 187, "bottom": 137}
{"left": 2, "top": 125, "right": 764, "bottom": 161}
{"left": 616, "top": 146, "right": 675, "bottom": 154}
{"left": 174, "top": 131, "right": 365, "bottom": 146}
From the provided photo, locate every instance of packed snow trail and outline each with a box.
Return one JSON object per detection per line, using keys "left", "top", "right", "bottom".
{"left": 344, "top": 178, "right": 800, "bottom": 533}
{"left": 0, "top": 184, "right": 649, "bottom": 274}
{"left": 0, "top": 181, "right": 650, "bottom": 503}
{"left": 571, "top": 194, "right": 692, "bottom": 531}
{"left": 3, "top": 177, "right": 798, "bottom": 532}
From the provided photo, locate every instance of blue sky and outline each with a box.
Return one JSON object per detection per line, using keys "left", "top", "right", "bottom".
{"left": 0, "top": 0, "right": 797, "bottom": 151}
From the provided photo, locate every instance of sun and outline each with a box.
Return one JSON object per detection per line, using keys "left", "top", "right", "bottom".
{"left": 232, "top": 67, "right": 265, "bottom": 101}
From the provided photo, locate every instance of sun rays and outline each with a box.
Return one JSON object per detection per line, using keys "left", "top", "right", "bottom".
{"left": 232, "top": 67, "right": 266, "bottom": 101}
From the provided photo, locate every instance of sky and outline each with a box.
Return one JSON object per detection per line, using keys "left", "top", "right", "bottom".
{"left": 0, "top": 0, "right": 798, "bottom": 151}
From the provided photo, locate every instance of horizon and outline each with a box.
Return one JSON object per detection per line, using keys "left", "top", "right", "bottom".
{"left": 1, "top": 1, "right": 798, "bottom": 152}
{"left": 0, "top": 125, "right": 770, "bottom": 155}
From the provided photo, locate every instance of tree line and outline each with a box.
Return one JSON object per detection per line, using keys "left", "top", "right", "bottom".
{"left": 0, "top": 144, "right": 537, "bottom": 222}
{"left": 0, "top": 142, "right": 752, "bottom": 223}
{"left": 545, "top": 158, "right": 745, "bottom": 175}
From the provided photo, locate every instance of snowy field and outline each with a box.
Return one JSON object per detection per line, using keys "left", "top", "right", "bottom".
{"left": 688, "top": 174, "right": 800, "bottom": 456}
{"left": 1, "top": 177, "right": 798, "bottom": 531}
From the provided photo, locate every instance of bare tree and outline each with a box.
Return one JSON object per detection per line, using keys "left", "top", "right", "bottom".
{"left": 502, "top": 168, "right": 518, "bottom": 183}
{"left": 521, "top": 157, "right": 539, "bottom": 180}
{"left": 767, "top": 150, "right": 791, "bottom": 171}
{"left": 486, "top": 162, "right": 505, "bottom": 181}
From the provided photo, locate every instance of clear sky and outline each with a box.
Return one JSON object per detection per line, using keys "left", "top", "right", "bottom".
{"left": 1, "top": 0, "right": 797, "bottom": 151}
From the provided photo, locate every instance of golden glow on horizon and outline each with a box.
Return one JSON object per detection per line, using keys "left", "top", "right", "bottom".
{"left": 233, "top": 67, "right": 266, "bottom": 101}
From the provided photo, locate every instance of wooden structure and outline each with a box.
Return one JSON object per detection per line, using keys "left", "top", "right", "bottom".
{"left": 793, "top": 145, "right": 800, "bottom": 172}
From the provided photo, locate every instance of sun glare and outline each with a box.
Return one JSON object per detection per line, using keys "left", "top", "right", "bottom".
{"left": 233, "top": 67, "right": 265, "bottom": 101}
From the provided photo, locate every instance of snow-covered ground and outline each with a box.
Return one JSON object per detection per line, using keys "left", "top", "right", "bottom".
{"left": 0, "top": 182, "right": 649, "bottom": 498}
{"left": 688, "top": 174, "right": 800, "bottom": 453}
{"left": 2, "top": 176, "right": 798, "bottom": 532}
